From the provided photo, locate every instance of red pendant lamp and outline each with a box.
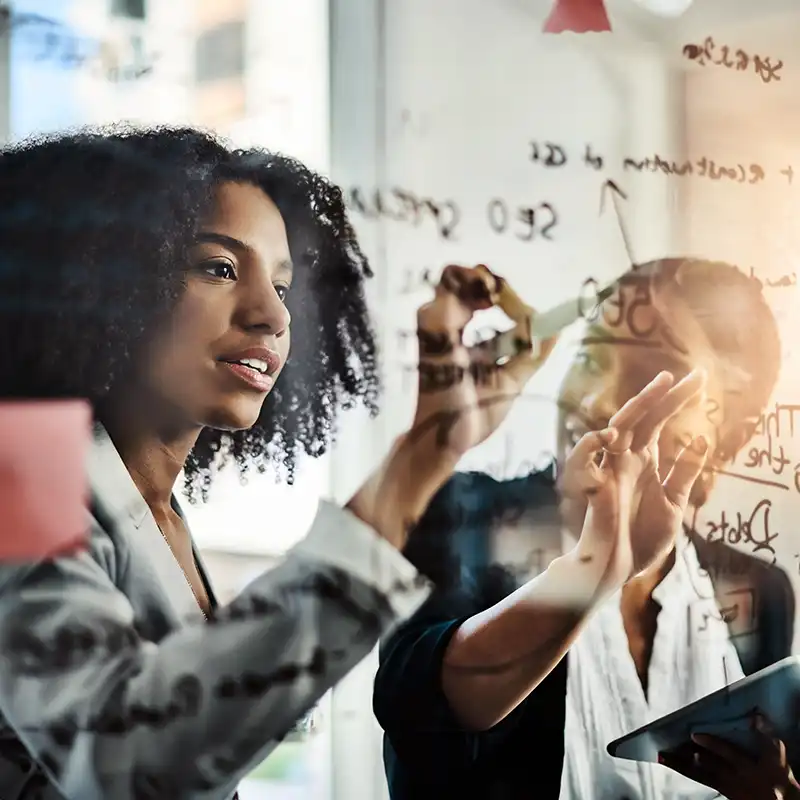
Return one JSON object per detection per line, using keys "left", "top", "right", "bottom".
{"left": 543, "top": 0, "right": 612, "bottom": 33}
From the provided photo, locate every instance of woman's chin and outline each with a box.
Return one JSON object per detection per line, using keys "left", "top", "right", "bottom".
{"left": 201, "top": 399, "right": 266, "bottom": 432}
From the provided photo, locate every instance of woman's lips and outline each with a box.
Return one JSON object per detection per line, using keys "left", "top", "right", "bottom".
{"left": 219, "top": 361, "right": 275, "bottom": 392}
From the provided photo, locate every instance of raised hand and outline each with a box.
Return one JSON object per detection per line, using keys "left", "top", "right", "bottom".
{"left": 348, "top": 265, "right": 556, "bottom": 550}
{"left": 407, "top": 264, "right": 556, "bottom": 461}
{"left": 565, "top": 369, "right": 709, "bottom": 592}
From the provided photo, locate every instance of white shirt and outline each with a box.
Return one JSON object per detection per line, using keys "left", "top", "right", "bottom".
{"left": 559, "top": 534, "right": 744, "bottom": 800}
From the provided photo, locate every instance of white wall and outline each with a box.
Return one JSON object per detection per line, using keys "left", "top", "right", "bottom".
{"left": 232, "top": 0, "right": 329, "bottom": 172}
{"left": 328, "top": 2, "right": 684, "bottom": 798}
{"left": 677, "top": 4, "right": 800, "bottom": 648}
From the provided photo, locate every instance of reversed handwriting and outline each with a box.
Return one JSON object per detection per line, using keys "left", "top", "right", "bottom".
{"left": 529, "top": 141, "right": 568, "bottom": 167}
{"left": 346, "top": 186, "right": 560, "bottom": 242}
{"left": 527, "top": 140, "right": 777, "bottom": 185}
{"left": 399, "top": 266, "right": 439, "bottom": 294}
{"left": 704, "top": 498, "right": 780, "bottom": 563}
{"left": 682, "top": 36, "right": 783, "bottom": 84}
{"left": 346, "top": 187, "right": 461, "bottom": 240}
{"left": 623, "top": 155, "right": 765, "bottom": 185}
{"left": 487, "top": 198, "right": 558, "bottom": 241}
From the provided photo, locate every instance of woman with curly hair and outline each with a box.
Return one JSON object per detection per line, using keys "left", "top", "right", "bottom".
{"left": 0, "top": 125, "right": 708, "bottom": 800}
{"left": 0, "top": 124, "right": 580, "bottom": 800}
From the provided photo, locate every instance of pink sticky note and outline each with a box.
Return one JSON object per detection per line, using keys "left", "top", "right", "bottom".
{"left": 0, "top": 400, "right": 91, "bottom": 562}
{"left": 543, "top": 0, "right": 612, "bottom": 33}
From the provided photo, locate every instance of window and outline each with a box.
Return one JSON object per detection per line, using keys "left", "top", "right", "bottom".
{"left": 195, "top": 19, "right": 245, "bottom": 83}
{"left": 110, "top": 0, "right": 146, "bottom": 20}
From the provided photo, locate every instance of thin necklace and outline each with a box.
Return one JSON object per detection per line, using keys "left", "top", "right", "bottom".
{"left": 157, "top": 526, "right": 237, "bottom": 794}
{"left": 157, "top": 526, "right": 208, "bottom": 621}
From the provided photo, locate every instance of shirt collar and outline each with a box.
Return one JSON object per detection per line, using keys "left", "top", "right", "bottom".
{"left": 88, "top": 421, "right": 150, "bottom": 528}
{"left": 651, "top": 532, "right": 713, "bottom": 607}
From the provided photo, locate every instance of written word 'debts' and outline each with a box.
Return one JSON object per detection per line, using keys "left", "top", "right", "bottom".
{"left": 682, "top": 36, "right": 783, "bottom": 84}
{"left": 345, "top": 187, "right": 559, "bottom": 242}
{"left": 688, "top": 498, "right": 781, "bottom": 565}
{"left": 528, "top": 140, "right": 789, "bottom": 186}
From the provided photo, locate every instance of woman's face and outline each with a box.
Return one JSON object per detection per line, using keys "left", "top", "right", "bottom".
{"left": 139, "top": 181, "right": 292, "bottom": 432}
{"left": 555, "top": 284, "right": 727, "bottom": 535}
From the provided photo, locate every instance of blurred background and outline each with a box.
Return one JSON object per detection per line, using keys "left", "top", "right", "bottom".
{"left": 3, "top": 0, "right": 800, "bottom": 797}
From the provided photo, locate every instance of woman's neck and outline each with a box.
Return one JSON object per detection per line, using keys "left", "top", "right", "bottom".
{"left": 100, "top": 397, "right": 202, "bottom": 514}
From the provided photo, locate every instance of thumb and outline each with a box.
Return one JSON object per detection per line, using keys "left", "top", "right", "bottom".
{"left": 662, "top": 436, "right": 708, "bottom": 509}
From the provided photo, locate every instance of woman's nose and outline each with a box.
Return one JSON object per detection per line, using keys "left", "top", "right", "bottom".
{"left": 578, "top": 385, "right": 617, "bottom": 429}
{"left": 237, "top": 283, "right": 291, "bottom": 337}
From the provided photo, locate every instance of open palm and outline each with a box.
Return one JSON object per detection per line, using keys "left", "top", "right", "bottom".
{"left": 565, "top": 370, "right": 709, "bottom": 591}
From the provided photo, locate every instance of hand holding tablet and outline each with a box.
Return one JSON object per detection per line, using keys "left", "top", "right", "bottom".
{"left": 659, "top": 712, "right": 800, "bottom": 800}
{"left": 608, "top": 656, "right": 800, "bottom": 799}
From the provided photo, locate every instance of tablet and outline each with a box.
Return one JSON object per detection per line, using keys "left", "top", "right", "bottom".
{"left": 0, "top": 399, "right": 92, "bottom": 561}
{"left": 607, "top": 656, "right": 800, "bottom": 764}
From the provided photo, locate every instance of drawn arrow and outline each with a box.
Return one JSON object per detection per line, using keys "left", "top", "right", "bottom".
{"left": 600, "top": 179, "right": 635, "bottom": 267}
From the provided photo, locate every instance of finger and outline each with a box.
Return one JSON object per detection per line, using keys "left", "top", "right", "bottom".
{"left": 417, "top": 266, "right": 498, "bottom": 392}
{"left": 662, "top": 436, "right": 709, "bottom": 508}
{"left": 500, "top": 332, "right": 558, "bottom": 389}
{"left": 439, "top": 263, "right": 499, "bottom": 310}
{"left": 606, "top": 371, "right": 674, "bottom": 452}
{"left": 631, "top": 369, "right": 708, "bottom": 451}
{"left": 658, "top": 748, "right": 722, "bottom": 789}
{"left": 418, "top": 264, "right": 503, "bottom": 341}
{"left": 561, "top": 428, "right": 619, "bottom": 496}
{"left": 479, "top": 274, "right": 540, "bottom": 368}
{"left": 691, "top": 733, "right": 756, "bottom": 765}
{"left": 417, "top": 298, "right": 470, "bottom": 354}
{"left": 471, "top": 270, "right": 557, "bottom": 388}
{"left": 493, "top": 272, "right": 531, "bottom": 320}
{"left": 752, "top": 712, "right": 787, "bottom": 766}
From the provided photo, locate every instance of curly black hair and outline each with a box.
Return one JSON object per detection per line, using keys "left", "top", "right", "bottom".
{"left": 0, "top": 125, "right": 380, "bottom": 499}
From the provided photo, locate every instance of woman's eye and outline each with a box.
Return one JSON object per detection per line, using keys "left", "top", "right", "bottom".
{"left": 202, "top": 260, "right": 237, "bottom": 280}
{"left": 275, "top": 285, "right": 291, "bottom": 302}
{"left": 575, "top": 351, "right": 601, "bottom": 375}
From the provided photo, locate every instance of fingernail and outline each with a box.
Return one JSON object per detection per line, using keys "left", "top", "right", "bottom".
{"left": 601, "top": 427, "right": 618, "bottom": 443}
{"left": 693, "top": 436, "right": 708, "bottom": 454}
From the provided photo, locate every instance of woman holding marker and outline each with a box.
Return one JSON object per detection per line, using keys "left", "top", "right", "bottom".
{"left": 0, "top": 127, "right": 707, "bottom": 799}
